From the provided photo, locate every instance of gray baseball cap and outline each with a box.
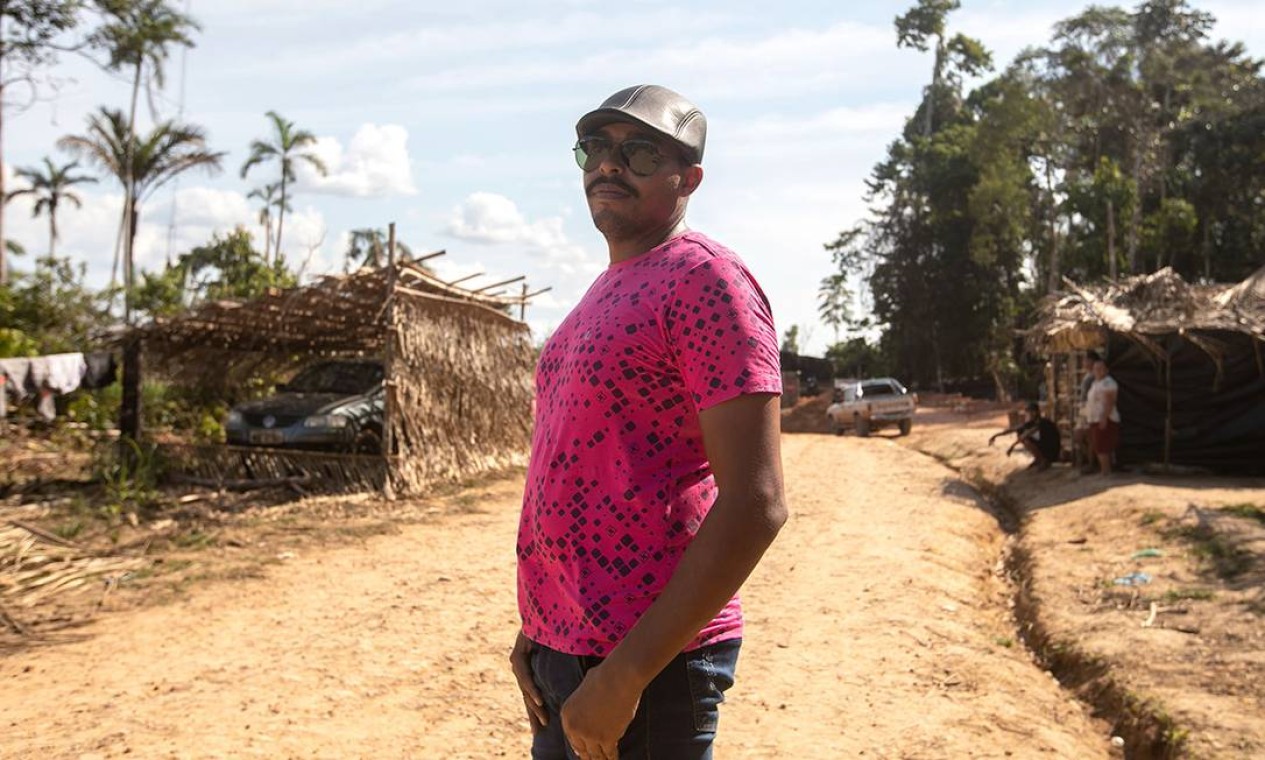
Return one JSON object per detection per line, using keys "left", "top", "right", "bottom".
{"left": 576, "top": 84, "right": 707, "bottom": 164}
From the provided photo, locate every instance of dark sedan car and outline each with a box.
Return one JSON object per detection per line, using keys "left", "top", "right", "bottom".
{"left": 225, "top": 360, "right": 385, "bottom": 453}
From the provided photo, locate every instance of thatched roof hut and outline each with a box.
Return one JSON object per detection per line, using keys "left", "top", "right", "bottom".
{"left": 1027, "top": 266, "right": 1265, "bottom": 474}
{"left": 138, "top": 252, "right": 540, "bottom": 496}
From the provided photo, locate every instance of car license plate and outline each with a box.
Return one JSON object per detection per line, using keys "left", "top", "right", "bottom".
{"left": 249, "top": 430, "right": 285, "bottom": 445}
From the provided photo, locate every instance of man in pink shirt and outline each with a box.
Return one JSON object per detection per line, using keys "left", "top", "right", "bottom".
{"left": 510, "top": 84, "right": 788, "bottom": 759}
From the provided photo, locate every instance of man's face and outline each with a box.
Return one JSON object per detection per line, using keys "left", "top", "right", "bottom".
{"left": 1092, "top": 360, "right": 1107, "bottom": 379}
{"left": 579, "top": 122, "right": 700, "bottom": 239}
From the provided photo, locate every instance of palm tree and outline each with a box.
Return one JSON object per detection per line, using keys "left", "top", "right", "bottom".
{"left": 246, "top": 182, "right": 287, "bottom": 266}
{"left": 93, "top": 0, "right": 199, "bottom": 313}
{"left": 6, "top": 157, "right": 96, "bottom": 260}
{"left": 241, "top": 111, "right": 327, "bottom": 266}
{"left": 344, "top": 227, "right": 419, "bottom": 272}
{"left": 59, "top": 107, "right": 224, "bottom": 308}
{"left": 0, "top": 2, "right": 81, "bottom": 286}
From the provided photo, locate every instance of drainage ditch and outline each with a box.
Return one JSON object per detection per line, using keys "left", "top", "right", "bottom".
{"left": 960, "top": 470, "right": 1188, "bottom": 760}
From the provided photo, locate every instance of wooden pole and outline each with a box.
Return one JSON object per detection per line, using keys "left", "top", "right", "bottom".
{"left": 520, "top": 286, "right": 552, "bottom": 323}
{"left": 1164, "top": 347, "right": 1173, "bottom": 469}
{"left": 1107, "top": 198, "right": 1117, "bottom": 280}
{"left": 1045, "top": 157, "right": 1060, "bottom": 295}
{"left": 120, "top": 336, "right": 142, "bottom": 443}
{"left": 1071, "top": 351, "right": 1086, "bottom": 468}
{"left": 444, "top": 272, "right": 483, "bottom": 287}
{"left": 381, "top": 222, "right": 398, "bottom": 500}
{"left": 411, "top": 249, "right": 446, "bottom": 264}
{"left": 474, "top": 275, "right": 526, "bottom": 293}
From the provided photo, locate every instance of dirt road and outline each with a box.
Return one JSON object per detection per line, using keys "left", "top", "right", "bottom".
{"left": 1, "top": 434, "right": 1112, "bottom": 759}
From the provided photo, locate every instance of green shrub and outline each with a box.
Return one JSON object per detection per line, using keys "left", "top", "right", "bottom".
{"left": 0, "top": 327, "right": 39, "bottom": 358}
{"left": 67, "top": 385, "right": 121, "bottom": 431}
{"left": 92, "top": 438, "right": 169, "bottom": 517}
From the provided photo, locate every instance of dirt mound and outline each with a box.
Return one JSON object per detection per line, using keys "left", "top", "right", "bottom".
{"left": 780, "top": 393, "right": 833, "bottom": 434}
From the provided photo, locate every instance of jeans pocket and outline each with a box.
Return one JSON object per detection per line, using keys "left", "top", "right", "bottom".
{"left": 531, "top": 645, "right": 585, "bottom": 710}
{"left": 684, "top": 641, "right": 740, "bottom": 733}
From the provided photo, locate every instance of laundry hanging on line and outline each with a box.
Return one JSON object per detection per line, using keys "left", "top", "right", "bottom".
{"left": 0, "top": 351, "right": 118, "bottom": 420}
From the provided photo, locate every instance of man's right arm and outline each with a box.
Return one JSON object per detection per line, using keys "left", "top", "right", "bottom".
{"left": 510, "top": 631, "right": 548, "bottom": 733}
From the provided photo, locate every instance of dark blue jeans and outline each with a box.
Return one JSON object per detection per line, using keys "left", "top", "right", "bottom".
{"left": 530, "top": 639, "right": 741, "bottom": 760}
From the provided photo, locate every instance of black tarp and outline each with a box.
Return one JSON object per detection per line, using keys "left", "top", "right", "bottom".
{"left": 1109, "top": 331, "right": 1265, "bottom": 475}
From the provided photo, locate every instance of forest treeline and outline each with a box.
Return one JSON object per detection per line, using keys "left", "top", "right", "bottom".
{"left": 819, "top": 0, "right": 1264, "bottom": 393}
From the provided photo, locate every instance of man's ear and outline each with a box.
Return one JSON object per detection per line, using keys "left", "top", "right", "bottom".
{"left": 680, "top": 165, "right": 704, "bottom": 197}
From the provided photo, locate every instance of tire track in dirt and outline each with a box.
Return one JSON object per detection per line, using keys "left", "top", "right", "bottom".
{"left": 2, "top": 435, "right": 1110, "bottom": 758}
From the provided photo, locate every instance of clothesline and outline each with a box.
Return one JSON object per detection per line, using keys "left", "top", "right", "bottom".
{"left": 0, "top": 351, "right": 117, "bottom": 422}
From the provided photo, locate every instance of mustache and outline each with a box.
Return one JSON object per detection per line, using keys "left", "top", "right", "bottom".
{"left": 586, "top": 177, "right": 638, "bottom": 197}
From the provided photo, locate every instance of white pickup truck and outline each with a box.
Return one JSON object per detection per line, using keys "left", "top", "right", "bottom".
{"left": 826, "top": 377, "right": 917, "bottom": 437}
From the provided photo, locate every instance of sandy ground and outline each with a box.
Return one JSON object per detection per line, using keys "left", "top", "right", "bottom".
{"left": 0, "top": 433, "right": 1117, "bottom": 759}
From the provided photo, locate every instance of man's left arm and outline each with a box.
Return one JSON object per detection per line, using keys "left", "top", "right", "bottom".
{"left": 559, "top": 392, "right": 787, "bottom": 758}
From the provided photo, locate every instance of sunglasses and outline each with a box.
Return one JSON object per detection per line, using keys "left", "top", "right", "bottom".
{"left": 573, "top": 136, "right": 671, "bottom": 176}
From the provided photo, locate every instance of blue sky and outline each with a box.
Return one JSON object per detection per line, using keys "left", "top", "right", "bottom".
{"left": 6, "top": 0, "right": 1263, "bottom": 354}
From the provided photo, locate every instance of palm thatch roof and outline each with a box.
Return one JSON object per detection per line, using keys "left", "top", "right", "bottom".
{"left": 138, "top": 257, "right": 528, "bottom": 357}
{"left": 1027, "top": 266, "right": 1265, "bottom": 360}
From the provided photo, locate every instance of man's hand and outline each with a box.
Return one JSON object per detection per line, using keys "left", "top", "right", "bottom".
{"left": 560, "top": 662, "right": 640, "bottom": 760}
{"left": 509, "top": 631, "right": 548, "bottom": 735}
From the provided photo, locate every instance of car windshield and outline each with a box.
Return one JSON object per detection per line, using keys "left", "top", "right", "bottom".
{"left": 861, "top": 382, "right": 897, "bottom": 397}
{"left": 286, "top": 362, "right": 383, "bottom": 395}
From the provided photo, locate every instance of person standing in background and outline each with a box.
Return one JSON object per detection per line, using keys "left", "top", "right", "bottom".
{"left": 1085, "top": 356, "right": 1120, "bottom": 475}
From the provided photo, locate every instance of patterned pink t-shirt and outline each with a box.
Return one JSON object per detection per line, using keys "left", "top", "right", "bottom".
{"left": 516, "top": 232, "right": 782, "bottom": 657}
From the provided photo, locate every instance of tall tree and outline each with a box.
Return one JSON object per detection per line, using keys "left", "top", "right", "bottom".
{"left": 863, "top": 0, "right": 994, "bottom": 389}
{"left": 59, "top": 107, "right": 223, "bottom": 285}
{"left": 61, "top": 106, "right": 221, "bottom": 442}
{"left": 817, "top": 225, "right": 865, "bottom": 344}
{"left": 780, "top": 325, "right": 800, "bottom": 355}
{"left": 0, "top": 250, "right": 104, "bottom": 354}
{"left": 827, "top": 0, "right": 1265, "bottom": 398}
{"left": 92, "top": 0, "right": 197, "bottom": 314}
{"left": 134, "top": 228, "right": 297, "bottom": 320}
{"left": 343, "top": 227, "right": 417, "bottom": 271}
{"left": 182, "top": 227, "right": 294, "bottom": 301}
{"left": 240, "top": 111, "right": 327, "bottom": 266}
{"left": 895, "top": 0, "right": 991, "bottom": 137}
{"left": 6, "top": 156, "right": 95, "bottom": 258}
{"left": 344, "top": 227, "right": 385, "bottom": 271}
{"left": 246, "top": 181, "right": 284, "bottom": 267}
{"left": 0, "top": 0, "right": 83, "bottom": 285}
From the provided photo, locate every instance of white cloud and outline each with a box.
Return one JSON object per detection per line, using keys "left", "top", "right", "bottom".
{"left": 446, "top": 192, "right": 567, "bottom": 248}
{"left": 437, "top": 192, "right": 602, "bottom": 336}
{"left": 297, "top": 123, "right": 418, "bottom": 198}
{"left": 445, "top": 192, "right": 598, "bottom": 275}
